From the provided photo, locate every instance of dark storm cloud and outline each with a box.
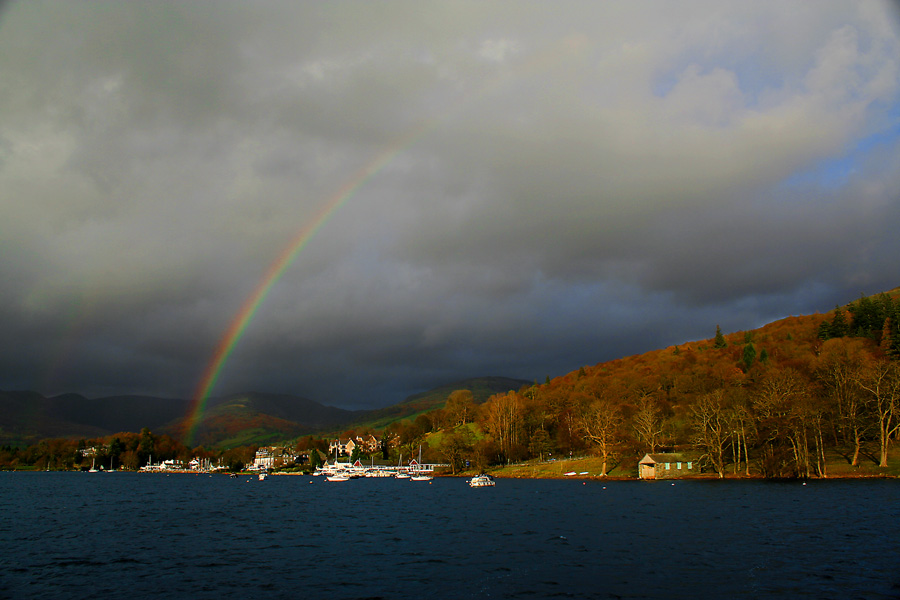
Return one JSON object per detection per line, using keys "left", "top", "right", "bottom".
{"left": 1, "top": 2, "right": 898, "bottom": 407}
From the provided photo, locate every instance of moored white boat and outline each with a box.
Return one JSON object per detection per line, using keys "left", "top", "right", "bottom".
{"left": 468, "top": 474, "right": 495, "bottom": 487}
{"left": 326, "top": 474, "right": 349, "bottom": 482}
{"left": 406, "top": 445, "right": 433, "bottom": 481}
{"left": 365, "top": 469, "right": 394, "bottom": 478}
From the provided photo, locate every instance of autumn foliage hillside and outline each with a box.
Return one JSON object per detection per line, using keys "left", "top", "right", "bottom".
{"left": 423, "top": 288, "right": 900, "bottom": 478}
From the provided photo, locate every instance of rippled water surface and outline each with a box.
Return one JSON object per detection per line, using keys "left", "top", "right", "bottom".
{"left": 2, "top": 473, "right": 900, "bottom": 599}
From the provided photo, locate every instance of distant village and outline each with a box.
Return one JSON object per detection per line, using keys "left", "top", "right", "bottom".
{"left": 76, "top": 433, "right": 396, "bottom": 473}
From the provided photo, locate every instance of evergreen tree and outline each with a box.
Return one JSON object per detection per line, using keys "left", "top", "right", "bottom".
{"left": 714, "top": 325, "right": 727, "bottom": 348}
{"left": 878, "top": 293, "right": 895, "bottom": 327}
{"left": 879, "top": 295, "right": 899, "bottom": 358}
{"left": 848, "top": 294, "right": 883, "bottom": 337}
{"left": 742, "top": 343, "right": 756, "bottom": 371}
{"left": 830, "top": 306, "right": 848, "bottom": 337}
{"left": 881, "top": 316, "right": 893, "bottom": 354}
{"left": 885, "top": 315, "right": 900, "bottom": 360}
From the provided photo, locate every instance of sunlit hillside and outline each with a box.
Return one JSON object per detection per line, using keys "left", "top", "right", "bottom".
{"left": 437, "top": 287, "right": 900, "bottom": 478}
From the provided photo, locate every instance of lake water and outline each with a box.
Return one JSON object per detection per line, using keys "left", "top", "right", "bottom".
{"left": 2, "top": 473, "right": 899, "bottom": 599}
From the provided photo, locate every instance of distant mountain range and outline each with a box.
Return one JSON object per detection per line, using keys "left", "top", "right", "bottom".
{"left": 0, "top": 376, "right": 530, "bottom": 448}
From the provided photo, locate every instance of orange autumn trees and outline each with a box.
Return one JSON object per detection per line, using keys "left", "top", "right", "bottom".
{"left": 430, "top": 289, "right": 900, "bottom": 477}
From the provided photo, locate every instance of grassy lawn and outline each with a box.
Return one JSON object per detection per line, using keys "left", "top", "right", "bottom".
{"left": 821, "top": 446, "right": 900, "bottom": 477}
{"left": 455, "top": 455, "right": 639, "bottom": 480}
{"left": 448, "top": 447, "right": 900, "bottom": 480}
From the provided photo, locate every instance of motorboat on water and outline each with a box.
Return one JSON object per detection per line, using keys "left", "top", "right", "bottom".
{"left": 410, "top": 474, "right": 433, "bottom": 481}
{"left": 326, "top": 473, "right": 350, "bottom": 482}
{"left": 258, "top": 472, "right": 268, "bottom": 481}
{"left": 468, "top": 474, "right": 495, "bottom": 487}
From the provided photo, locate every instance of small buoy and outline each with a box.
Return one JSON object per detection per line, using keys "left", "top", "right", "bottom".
{"left": 602, "top": 486, "right": 606, "bottom": 490}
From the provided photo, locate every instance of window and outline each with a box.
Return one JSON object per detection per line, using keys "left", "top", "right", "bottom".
{"left": 665, "top": 463, "right": 670, "bottom": 470}
{"left": 687, "top": 462, "right": 692, "bottom": 469}
{"left": 676, "top": 462, "right": 682, "bottom": 469}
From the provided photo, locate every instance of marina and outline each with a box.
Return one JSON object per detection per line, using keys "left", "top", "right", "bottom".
{"left": 314, "top": 458, "right": 439, "bottom": 481}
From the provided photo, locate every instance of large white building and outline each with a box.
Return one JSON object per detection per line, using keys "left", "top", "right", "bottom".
{"left": 251, "top": 446, "right": 298, "bottom": 470}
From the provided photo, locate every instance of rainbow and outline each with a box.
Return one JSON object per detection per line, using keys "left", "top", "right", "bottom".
{"left": 183, "top": 121, "right": 433, "bottom": 445}
{"left": 182, "top": 35, "right": 590, "bottom": 446}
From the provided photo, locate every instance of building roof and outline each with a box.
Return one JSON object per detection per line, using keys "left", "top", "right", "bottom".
{"left": 639, "top": 453, "right": 693, "bottom": 465}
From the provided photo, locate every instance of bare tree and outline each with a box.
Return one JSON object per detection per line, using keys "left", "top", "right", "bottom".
{"left": 485, "top": 391, "right": 523, "bottom": 462}
{"left": 725, "top": 390, "right": 752, "bottom": 476}
{"left": 814, "top": 338, "right": 869, "bottom": 466}
{"left": 856, "top": 360, "right": 900, "bottom": 467}
{"left": 691, "top": 390, "right": 729, "bottom": 478}
{"left": 632, "top": 395, "right": 664, "bottom": 453}
{"left": 753, "top": 368, "right": 814, "bottom": 478}
{"left": 580, "top": 397, "right": 623, "bottom": 477}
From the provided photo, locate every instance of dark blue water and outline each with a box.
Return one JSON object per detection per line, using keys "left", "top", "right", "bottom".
{"left": 2, "top": 473, "right": 899, "bottom": 599}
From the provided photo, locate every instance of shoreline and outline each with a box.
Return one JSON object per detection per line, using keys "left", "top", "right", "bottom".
{"left": 3, "top": 469, "right": 897, "bottom": 481}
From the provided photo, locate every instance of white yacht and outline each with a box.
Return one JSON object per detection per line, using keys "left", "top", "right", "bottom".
{"left": 468, "top": 474, "right": 495, "bottom": 487}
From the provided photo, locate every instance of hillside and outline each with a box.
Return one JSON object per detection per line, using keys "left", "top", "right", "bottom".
{"left": 352, "top": 376, "right": 531, "bottom": 430}
{"left": 0, "top": 390, "right": 353, "bottom": 448}
{"left": 0, "top": 377, "right": 529, "bottom": 448}
{"left": 0, "top": 391, "right": 187, "bottom": 447}
{"left": 168, "top": 392, "right": 365, "bottom": 448}
{"left": 545, "top": 287, "right": 900, "bottom": 399}
{"left": 427, "top": 287, "right": 900, "bottom": 478}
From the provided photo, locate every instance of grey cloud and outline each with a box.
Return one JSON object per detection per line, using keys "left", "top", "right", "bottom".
{"left": 1, "top": 2, "right": 898, "bottom": 407}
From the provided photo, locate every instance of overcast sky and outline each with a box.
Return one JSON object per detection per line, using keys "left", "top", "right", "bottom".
{"left": 2, "top": 2, "right": 899, "bottom": 409}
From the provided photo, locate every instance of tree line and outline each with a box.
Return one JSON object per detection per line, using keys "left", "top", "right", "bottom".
{"left": 413, "top": 294, "right": 900, "bottom": 477}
